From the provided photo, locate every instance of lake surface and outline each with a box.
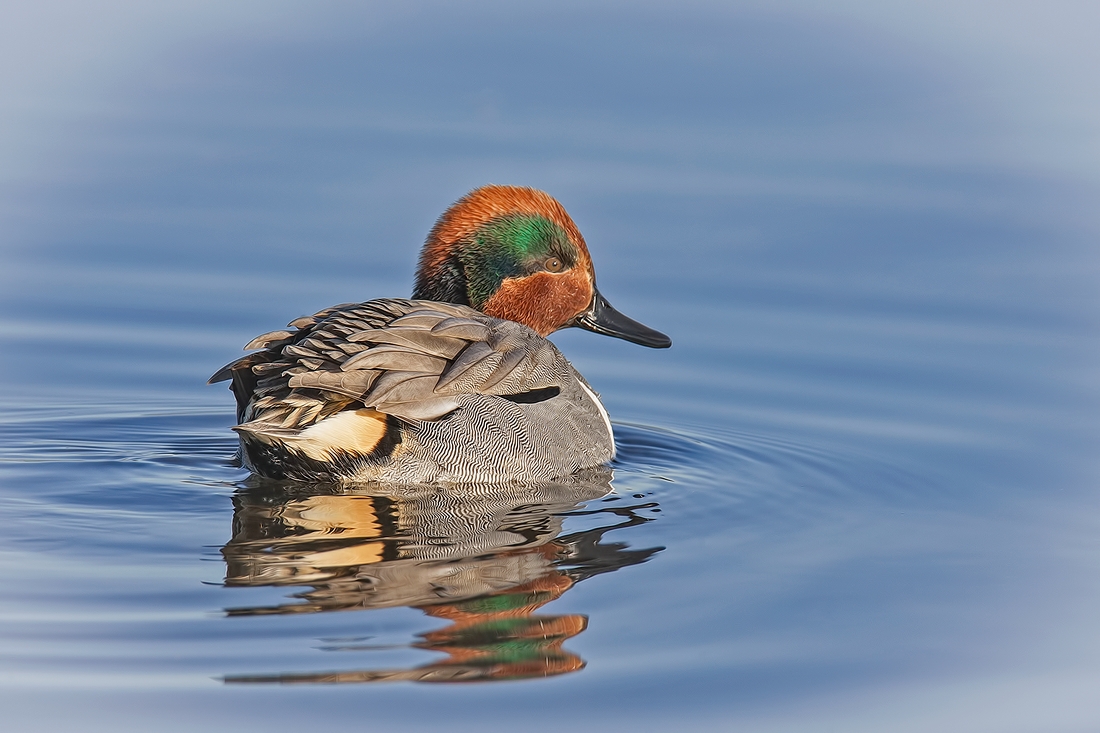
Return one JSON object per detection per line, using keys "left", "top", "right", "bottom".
{"left": 1, "top": 3, "right": 1098, "bottom": 731}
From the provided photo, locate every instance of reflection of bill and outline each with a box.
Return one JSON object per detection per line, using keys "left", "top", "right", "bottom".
{"left": 221, "top": 467, "right": 663, "bottom": 683}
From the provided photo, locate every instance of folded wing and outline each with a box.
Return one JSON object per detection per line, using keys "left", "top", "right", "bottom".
{"left": 210, "top": 299, "right": 570, "bottom": 441}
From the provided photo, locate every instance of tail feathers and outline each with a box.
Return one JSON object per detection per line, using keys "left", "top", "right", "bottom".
{"left": 236, "top": 409, "right": 390, "bottom": 462}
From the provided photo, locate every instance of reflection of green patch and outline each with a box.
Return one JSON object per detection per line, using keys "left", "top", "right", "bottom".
{"left": 467, "top": 638, "right": 564, "bottom": 663}
{"left": 454, "top": 590, "right": 554, "bottom": 614}
{"left": 462, "top": 215, "right": 572, "bottom": 307}
{"left": 431, "top": 616, "right": 569, "bottom": 648}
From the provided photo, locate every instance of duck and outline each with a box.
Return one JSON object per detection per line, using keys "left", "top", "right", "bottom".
{"left": 210, "top": 185, "right": 670, "bottom": 484}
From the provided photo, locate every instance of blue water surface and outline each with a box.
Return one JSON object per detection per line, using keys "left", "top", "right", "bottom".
{"left": 1, "top": 3, "right": 1098, "bottom": 731}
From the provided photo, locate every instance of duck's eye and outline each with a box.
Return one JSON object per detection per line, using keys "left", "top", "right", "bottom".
{"left": 544, "top": 257, "right": 564, "bottom": 273}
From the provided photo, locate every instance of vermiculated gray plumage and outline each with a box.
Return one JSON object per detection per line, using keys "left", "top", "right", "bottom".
{"left": 210, "top": 299, "right": 614, "bottom": 484}
{"left": 221, "top": 468, "right": 614, "bottom": 612}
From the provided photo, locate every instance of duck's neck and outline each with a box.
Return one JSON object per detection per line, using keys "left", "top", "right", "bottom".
{"left": 412, "top": 253, "right": 469, "bottom": 306}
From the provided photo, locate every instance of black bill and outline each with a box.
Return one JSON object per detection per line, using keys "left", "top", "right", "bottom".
{"left": 573, "top": 289, "right": 672, "bottom": 348}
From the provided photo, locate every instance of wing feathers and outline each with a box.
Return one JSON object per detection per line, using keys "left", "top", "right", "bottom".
{"left": 346, "top": 328, "right": 466, "bottom": 358}
{"left": 431, "top": 317, "right": 492, "bottom": 341}
{"left": 214, "top": 299, "right": 572, "bottom": 440}
{"left": 478, "top": 345, "right": 531, "bottom": 391}
{"left": 244, "top": 329, "right": 296, "bottom": 351}
{"left": 288, "top": 369, "right": 380, "bottom": 398}
{"left": 435, "top": 341, "right": 499, "bottom": 391}
{"left": 377, "top": 396, "right": 462, "bottom": 421}
{"left": 340, "top": 347, "right": 448, "bottom": 374}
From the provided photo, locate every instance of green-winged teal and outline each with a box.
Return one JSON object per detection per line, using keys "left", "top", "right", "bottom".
{"left": 210, "top": 185, "right": 670, "bottom": 483}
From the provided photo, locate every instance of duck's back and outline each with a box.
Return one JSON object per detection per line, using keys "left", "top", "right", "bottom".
{"left": 210, "top": 299, "right": 614, "bottom": 483}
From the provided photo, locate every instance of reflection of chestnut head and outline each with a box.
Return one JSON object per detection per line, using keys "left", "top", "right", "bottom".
{"left": 220, "top": 470, "right": 663, "bottom": 684}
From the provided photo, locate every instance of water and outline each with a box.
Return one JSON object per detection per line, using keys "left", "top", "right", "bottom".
{"left": 2, "top": 3, "right": 1099, "bottom": 730}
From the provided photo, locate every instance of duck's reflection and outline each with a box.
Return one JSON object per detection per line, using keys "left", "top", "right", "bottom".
{"left": 221, "top": 467, "right": 662, "bottom": 683}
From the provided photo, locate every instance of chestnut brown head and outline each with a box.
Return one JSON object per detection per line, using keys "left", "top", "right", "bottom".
{"left": 413, "top": 185, "right": 670, "bottom": 348}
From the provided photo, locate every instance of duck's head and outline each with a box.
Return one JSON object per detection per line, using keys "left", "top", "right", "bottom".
{"left": 412, "top": 185, "right": 671, "bottom": 348}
